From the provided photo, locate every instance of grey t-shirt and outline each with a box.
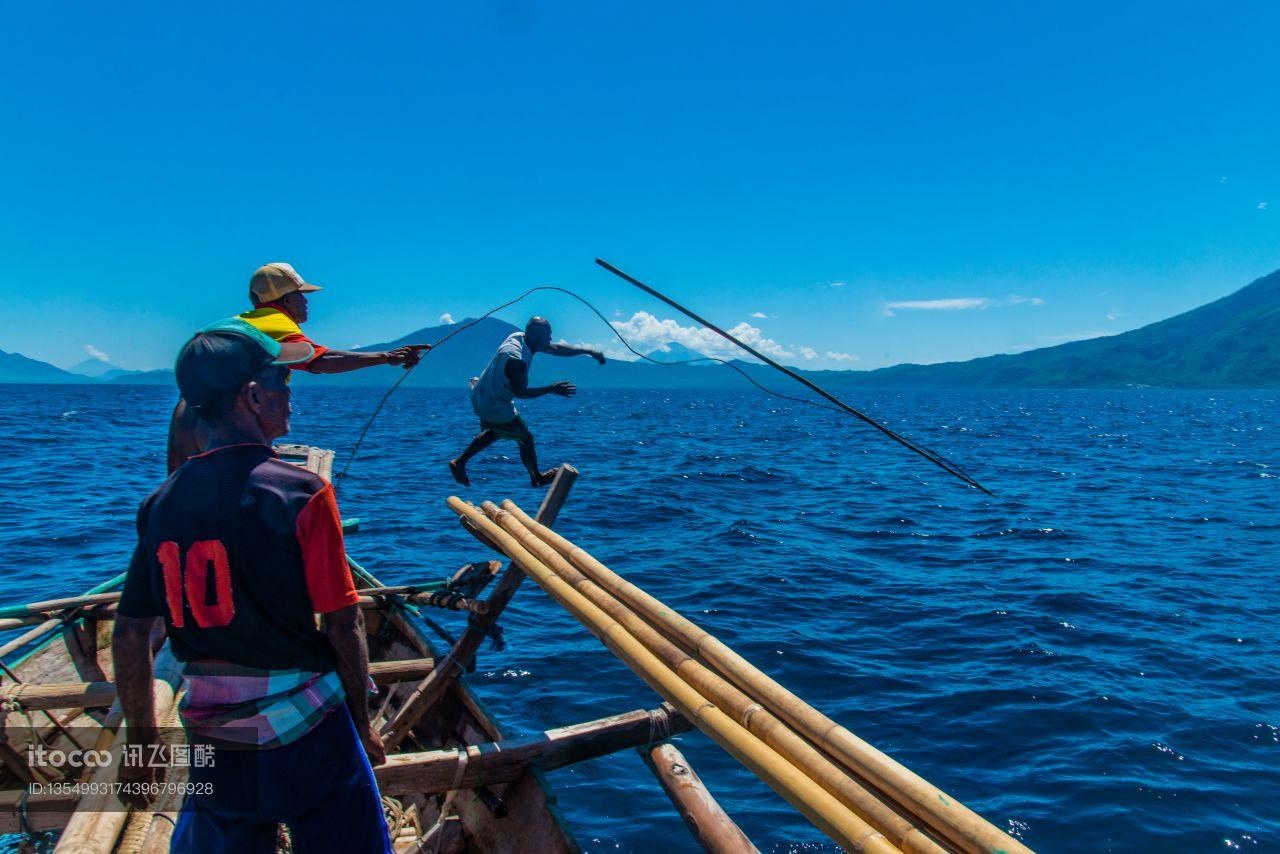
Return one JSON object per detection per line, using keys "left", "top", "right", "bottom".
{"left": 470, "top": 332, "right": 534, "bottom": 423}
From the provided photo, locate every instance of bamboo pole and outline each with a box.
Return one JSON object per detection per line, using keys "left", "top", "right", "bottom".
{"left": 486, "top": 502, "right": 946, "bottom": 854}
{"left": 0, "top": 573, "right": 126, "bottom": 636}
{"left": 0, "top": 594, "right": 122, "bottom": 622}
{"left": 448, "top": 498, "right": 896, "bottom": 854}
{"left": 503, "top": 500, "right": 1029, "bottom": 854}
{"left": 643, "top": 742, "right": 760, "bottom": 854}
{"left": 55, "top": 654, "right": 182, "bottom": 854}
{"left": 380, "top": 465, "right": 579, "bottom": 751}
{"left": 0, "top": 606, "right": 115, "bottom": 633}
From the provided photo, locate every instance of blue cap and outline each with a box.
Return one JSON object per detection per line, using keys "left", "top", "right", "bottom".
{"left": 175, "top": 318, "right": 314, "bottom": 408}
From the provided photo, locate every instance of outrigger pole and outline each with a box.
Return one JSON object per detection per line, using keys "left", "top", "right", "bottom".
{"left": 595, "top": 258, "right": 994, "bottom": 496}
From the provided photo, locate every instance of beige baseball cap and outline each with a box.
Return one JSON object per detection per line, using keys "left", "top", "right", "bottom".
{"left": 249, "top": 262, "right": 324, "bottom": 304}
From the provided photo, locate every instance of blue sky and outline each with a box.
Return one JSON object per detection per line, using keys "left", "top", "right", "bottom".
{"left": 1, "top": 2, "right": 1276, "bottom": 371}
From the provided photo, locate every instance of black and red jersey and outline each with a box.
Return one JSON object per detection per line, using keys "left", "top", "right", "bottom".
{"left": 118, "top": 443, "right": 358, "bottom": 672}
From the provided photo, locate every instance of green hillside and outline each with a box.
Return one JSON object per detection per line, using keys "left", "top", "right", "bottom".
{"left": 823, "top": 268, "right": 1280, "bottom": 389}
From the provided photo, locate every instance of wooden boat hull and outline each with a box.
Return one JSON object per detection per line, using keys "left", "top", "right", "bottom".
{"left": 0, "top": 573, "right": 579, "bottom": 853}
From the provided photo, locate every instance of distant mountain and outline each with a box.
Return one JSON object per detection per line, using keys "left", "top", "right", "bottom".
{"left": 109, "top": 369, "right": 175, "bottom": 385}
{"left": 818, "top": 267, "right": 1280, "bottom": 389}
{"left": 643, "top": 342, "right": 715, "bottom": 364}
{"left": 3, "top": 268, "right": 1279, "bottom": 388}
{"left": 68, "top": 357, "right": 138, "bottom": 380}
{"left": 0, "top": 350, "right": 85, "bottom": 384}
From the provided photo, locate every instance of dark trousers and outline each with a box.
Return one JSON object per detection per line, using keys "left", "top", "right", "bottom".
{"left": 171, "top": 705, "right": 390, "bottom": 853}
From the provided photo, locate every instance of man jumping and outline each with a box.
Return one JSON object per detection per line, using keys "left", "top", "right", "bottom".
{"left": 450, "top": 317, "right": 604, "bottom": 487}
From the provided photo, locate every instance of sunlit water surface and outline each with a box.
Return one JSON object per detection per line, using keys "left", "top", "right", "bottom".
{"left": 1, "top": 384, "right": 1276, "bottom": 852}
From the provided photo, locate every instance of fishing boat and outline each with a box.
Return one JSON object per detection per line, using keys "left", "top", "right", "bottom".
{"left": 0, "top": 447, "right": 1030, "bottom": 853}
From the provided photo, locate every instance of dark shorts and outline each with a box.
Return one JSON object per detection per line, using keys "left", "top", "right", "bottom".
{"left": 481, "top": 414, "right": 534, "bottom": 442}
{"left": 171, "top": 704, "right": 390, "bottom": 853}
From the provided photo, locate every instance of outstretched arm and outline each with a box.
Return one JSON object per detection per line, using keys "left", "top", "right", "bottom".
{"left": 544, "top": 342, "right": 606, "bottom": 365}
{"left": 306, "top": 344, "right": 430, "bottom": 374}
{"left": 506, "top": 360, "right": 576, "bottom": 399}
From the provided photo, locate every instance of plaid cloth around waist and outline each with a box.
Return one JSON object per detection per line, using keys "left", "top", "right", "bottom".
{"left": 179, "top": 660, "right": 346, "bottom": 749}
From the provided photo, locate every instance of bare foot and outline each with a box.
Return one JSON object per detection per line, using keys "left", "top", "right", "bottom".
{"left": 449, "top": 459, "right": 470, "bottom": 487}
{"left": 531, "top": 468, "right": 558, "bottom": 488}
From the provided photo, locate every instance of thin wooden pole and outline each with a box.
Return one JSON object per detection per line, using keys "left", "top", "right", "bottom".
{"left": 379, "top": 465, "right": 578, "bottom": 750}
{"left": 0, "top": 657, "right": 440, "bottom": 711}
{"left": 503, "top": 500, "right": 1029, "bottom": 854}
{"left": 0, "top": 582, "right": 455, "bottom": 635}
{"left": 448, "top": 498, "right": 897, "bottom": 853}
{"left": 486, "top": 501, "right": 946, "bottom": 854}
{"left": 643, "top": 742, "right": 760, "bottom": 854}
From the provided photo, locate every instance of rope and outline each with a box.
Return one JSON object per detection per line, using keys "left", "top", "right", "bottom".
{"left": 643, "top": 705, "right": 673, "bottom": 756}
{"left": 425, "top": 745, "right": 471, "bottom": 854}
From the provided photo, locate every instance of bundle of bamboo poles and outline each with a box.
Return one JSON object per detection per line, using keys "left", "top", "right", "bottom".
{"left": 447, "top": 496, "right": 1032, "bottom": 854}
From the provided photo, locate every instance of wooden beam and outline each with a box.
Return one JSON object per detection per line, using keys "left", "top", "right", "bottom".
{"left": 380, "top": 465, "right": 578, "bottom": 750}
{"left": 644, "top": 742, "right": 759, "bottom": 854}
{"left": 376, "top": 703, "right": 690, "bottom": 797}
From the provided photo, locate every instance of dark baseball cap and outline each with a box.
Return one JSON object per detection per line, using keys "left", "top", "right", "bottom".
{"left": 175, "top": 318, "right": 315, "bottom": 408}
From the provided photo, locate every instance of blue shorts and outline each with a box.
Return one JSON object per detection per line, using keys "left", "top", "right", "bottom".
{"left": 171, "top": 704, "right": 390, "bottom": 853}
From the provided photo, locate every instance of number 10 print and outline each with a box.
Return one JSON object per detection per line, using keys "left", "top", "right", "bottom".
{"left": 156, "top": 540, "right": 235, "bottom": 628}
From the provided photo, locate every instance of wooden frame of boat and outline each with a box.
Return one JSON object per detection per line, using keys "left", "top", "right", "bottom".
{"left": 0, "top": 447, "right": 1032, "bottom": 854}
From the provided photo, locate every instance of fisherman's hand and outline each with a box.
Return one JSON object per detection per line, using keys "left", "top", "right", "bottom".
{"left": 591, "top": 350, "right": 606, "bottom": 366}
{"left": 385, "top": 345, "right": 426, "bottom": 369}
{"left": 117, "top": 735, "right": 167, "bottom": 809}
{"left": 551, "top": 381, "right": 577, "bottom": 397}
{"left": 362, "top": 723, "right": 387, "bottom": 766}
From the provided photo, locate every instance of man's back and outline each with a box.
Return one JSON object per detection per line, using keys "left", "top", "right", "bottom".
{"left": 471, "top": 331, "right": 533, "bottom": 423}
{"left": 119, "top": 443, "right": 353, "bottom": 672}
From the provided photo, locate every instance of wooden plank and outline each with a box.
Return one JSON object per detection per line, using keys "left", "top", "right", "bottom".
{"left": 643, "top": 742, "right": 759, "bottom": 854}
{"left": 380, "top": 465, "right": 578, "bottom": 750}
{"left": 376, "top": 703, "right": 690, "bottom": 797}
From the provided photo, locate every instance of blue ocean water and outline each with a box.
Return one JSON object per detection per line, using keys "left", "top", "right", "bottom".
{"left": 1, "top": 384, "right": 1276, "bottom": 852}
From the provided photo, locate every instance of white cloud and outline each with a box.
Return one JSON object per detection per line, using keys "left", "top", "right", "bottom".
{"left": 883, "top": 295, "right": 1045, "bottom": 316}
{"left": 1259, "top": 202, "right": 1269, "bottom": 211}
{"left": 799, "top": 347, "right": 818, "bottom": 360}
{"left": 1105, "top": 312, "right": 1118, "bottom": 321}
{"left": 829, "top": 281, "right": 847, "bottom": 288}
{"left": 826, "top": 351, "right": 857, "bottom": 362}
{"left": 83, "top": 344, "right": 109, "bottom": 362}
{"left": 439, "top": 313, "right": 455, "bottom": 324}
{"left": 610, "top": 311, "right": 795, "bottom": 359}
{"left": 750, "top": 311, "right": 768, "bottom": 319}
{"left": 1219, "top": 176, "right": 1229, "bottom": 184}
{"left": 884, "top": 298, "right": 992, "bottom": 316}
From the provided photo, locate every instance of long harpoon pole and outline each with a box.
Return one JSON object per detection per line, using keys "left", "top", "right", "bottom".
{"left": 594, "top": 258, "right": 994, "bottom": 496}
